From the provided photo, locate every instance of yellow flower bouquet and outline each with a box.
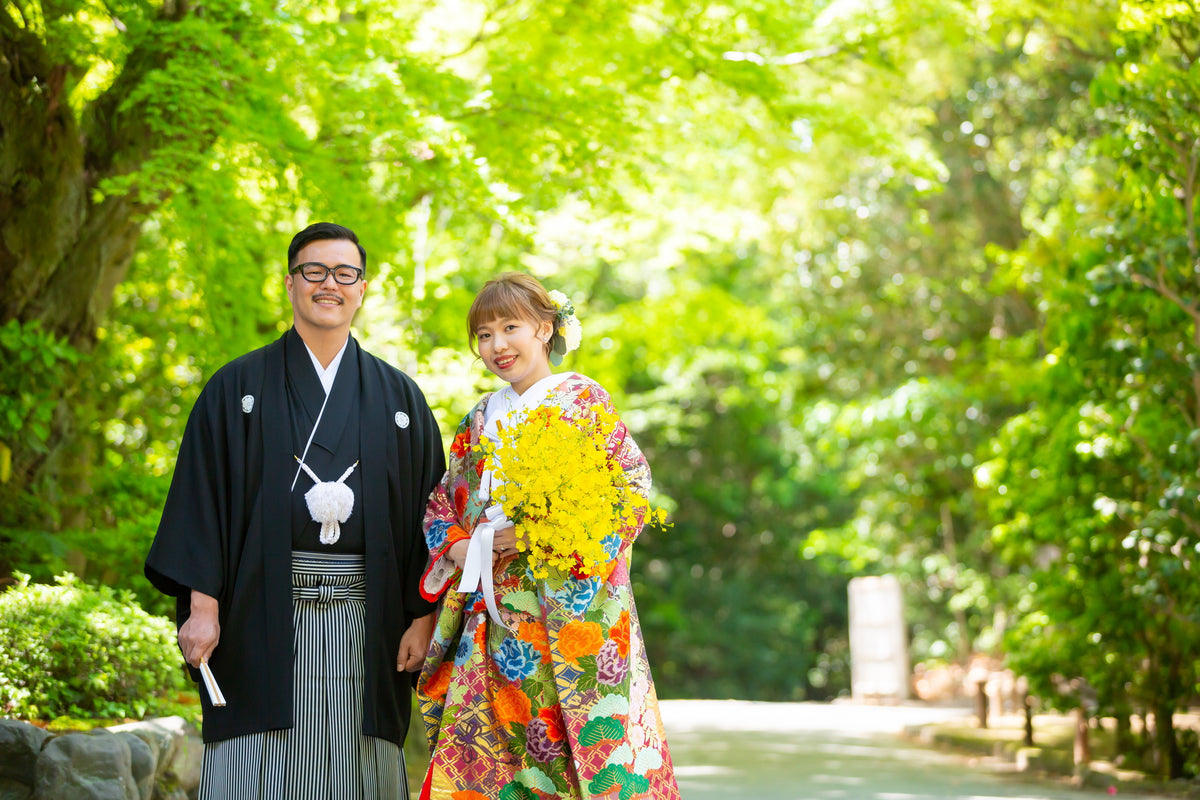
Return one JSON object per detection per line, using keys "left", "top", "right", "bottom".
{"left": 481, "top": 404, "right": 664, "bottom": 580}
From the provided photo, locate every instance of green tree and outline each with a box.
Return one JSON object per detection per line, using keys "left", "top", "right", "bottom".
{"left": 781, "top": 1, "right": 1111, "bottom": 669}
{"left": 1, "top": 0, "right": 878, "bottom": 547}
{"left": 981, "top": 1, "right": 1200, "bottom": 778}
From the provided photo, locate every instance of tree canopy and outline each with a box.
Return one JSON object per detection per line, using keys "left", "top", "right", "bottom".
{"left": 3, "top": 0, "right": 1200, "bottom": 775}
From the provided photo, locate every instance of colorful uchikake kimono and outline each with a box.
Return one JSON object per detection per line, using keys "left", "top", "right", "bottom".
{"left": 416, "top": 373, "right": 682, "bottom": 800}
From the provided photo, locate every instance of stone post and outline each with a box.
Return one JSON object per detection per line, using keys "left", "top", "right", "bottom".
{"left": 848, "top": 575, "right": 909, "bottom": 702}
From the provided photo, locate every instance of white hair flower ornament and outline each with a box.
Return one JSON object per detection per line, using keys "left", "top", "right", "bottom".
{"left": 548, "top": 289, "right": 582, "bottom": 366}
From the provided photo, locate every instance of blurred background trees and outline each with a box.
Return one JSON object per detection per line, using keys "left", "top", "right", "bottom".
{"left": 3, "top": 0, "right": 1199, "bottom": 776}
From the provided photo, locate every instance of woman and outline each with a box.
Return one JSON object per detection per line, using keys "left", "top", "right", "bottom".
{"left": 416, "top": 273, "right": 682, "bottom": 800}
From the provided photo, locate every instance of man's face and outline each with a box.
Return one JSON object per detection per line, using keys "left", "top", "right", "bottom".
{"left": 286, "top": 238, "right": 366, "bottom": 335}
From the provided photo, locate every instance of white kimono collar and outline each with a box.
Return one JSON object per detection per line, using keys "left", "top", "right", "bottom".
{"left": 303, "top": 336, "right": 350, "bottom": 395}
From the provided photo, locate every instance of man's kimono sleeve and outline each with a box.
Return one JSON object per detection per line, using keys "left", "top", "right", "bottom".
{"left": 145, "top": 378, "right": 236, "bottom": 604}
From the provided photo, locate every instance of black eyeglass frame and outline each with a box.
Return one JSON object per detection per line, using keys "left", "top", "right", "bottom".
{"left": 289, "top": 262, "right": 365, "bottom": 285}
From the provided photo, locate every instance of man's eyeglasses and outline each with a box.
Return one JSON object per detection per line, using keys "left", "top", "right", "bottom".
{"left": 290, "top": 262, "right": 365, "bottom": 285}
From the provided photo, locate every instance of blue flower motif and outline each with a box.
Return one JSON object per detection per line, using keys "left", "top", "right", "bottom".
{"left": 602, "top": 534, "right": 622, "bottom": 559}
{"left": 553, "top": 577, "right": 600, "bottom": 616}
{"left": 454, "top": 632, "right": 474, "bottom": 665}
{"left": 427, "top": 520, "right": 453, "bottom": 551}
{"left": 493, "top": 638, "right": 538, "bottom": 682}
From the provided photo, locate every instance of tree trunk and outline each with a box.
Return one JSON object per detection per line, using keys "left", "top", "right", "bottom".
{"left": 0, "top": 6, "right": 226, "bottom": 527}
{"left": 0, "top": 39, "right": 145, "bottom": 526}
{"left": 1073, "top": 706, "right": 1091, "bottom": 766}
{"left": 1153, "top": 702, "right": 1183, "bottom": 780}
{"left": 974, "top": 679, "right": 989, "bottom": 729}
{"left": 0, "top": 17, "right": 150, "bottom": 345}
{"left": 1113, "top": 705, "right": 1134, "bottom": 763}
{"left": 939, "top": 503, "right": 971, "bottom": 664}
{"left": 1022, "top": 691, "right": 1035, "bottom": 747}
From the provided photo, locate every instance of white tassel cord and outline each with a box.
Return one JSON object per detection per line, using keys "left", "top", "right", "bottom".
{"left": 295, "top": 457, "right": 359, "bottom": 545}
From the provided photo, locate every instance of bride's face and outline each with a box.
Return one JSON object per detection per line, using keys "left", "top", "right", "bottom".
{"left": 475, "top": 315, "right": 555, "bottom": 394}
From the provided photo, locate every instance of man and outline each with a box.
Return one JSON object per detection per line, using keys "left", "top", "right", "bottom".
{"left": 145, "top": 222, "right": 444, "bottom": 799}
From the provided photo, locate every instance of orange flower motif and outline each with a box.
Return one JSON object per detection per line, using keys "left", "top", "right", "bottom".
{"left": 422, "top": 660, "right": 453, "bottom": 700}
{"left": 446, "top": 525, "right": 470, "bottom": 546}
{"left": 557, "top": 620, "right": 605, "bottom": 665}
{"left": 610, "top": 611, "right": 631, "bottom": 659}
{"left": 473, "top": 619, "right": 487, "bottom": 649}
{"left": 454, "top": 485, "right": 468, "bottom": 517}
{"left": 474, "top": 456, "right": 487, "bottom": 477}
{"left": 493, "top": 683, "right": 532, "bottom": 728}
{"left": 450, "top": 430, "right": 471, "bottom": 458}
{"left": 538, "top": 705, "right": 567, "bottom": 742}
{"left": 518, "top": 620, "right": 552, "bottom": 663}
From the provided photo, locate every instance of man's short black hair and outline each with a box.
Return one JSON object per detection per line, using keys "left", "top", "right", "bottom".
{"left": 288, "top": 222, "right": 367, "bottom": 271}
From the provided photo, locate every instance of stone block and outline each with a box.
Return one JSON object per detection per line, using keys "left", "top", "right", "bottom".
{"left": 1015, "top": 746, "right": 1043, "bottom": 772}
{"left": 108, "top": 717, "right": 200, "bottom": 800}
{"left": 166, "top": 726, "right": 203, "bottom": 799}
{"left": 108, "top": 718, "right": 184, "bottom": 789}
{"left": 112, "top": 733, "right": 155, "bottom": 800}
{"left": 34, "top": 730, "right": 137, "bottom": 800}
{"left": 0, "top": 719, "right": 49, "bottom": 798}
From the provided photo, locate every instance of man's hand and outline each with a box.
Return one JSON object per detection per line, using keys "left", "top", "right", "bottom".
{"left": 397, "top": 612, "right": 436, "bottom": 672}
{"left": 179, "top": 590, "right": 220, "bottom": 668}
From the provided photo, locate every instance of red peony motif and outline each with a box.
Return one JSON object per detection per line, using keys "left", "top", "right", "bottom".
{"left": 473, "top": 619, "right": 487, "bottom": 648}
{"left": 422, "top": 661, "right": 453, "bottom": 700}
{"left": 538, "top": 705, "right": 567, "bottom": 742}
{"left": 569, "top": 554, "right": 590, "bottom": 580}
{"left": 610, "top": 610, "right": 631, "bottom": 659}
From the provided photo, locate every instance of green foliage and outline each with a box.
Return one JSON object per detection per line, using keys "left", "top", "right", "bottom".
{"left": 0, "top": 573, "right": 188, "bottom": 721}
{"left": 0, "top": 319, "right": 79, "bottom": 456}
{"left": 9, "top": 0, "right": 1200, "bottom": 741}
{"left": 978, "top": 1, "right": 1200, "bottom": 778}
{"left": 0, "top": 320, "right": 83, "bottom": 536}
{"left": 4, "top": 477, "right": 173, "bottom": 617}
{"left": 7, "top": 0, "right": 954, "bottom": 705}
{"left": 570, "top": 273, "right": 853, "bottom": 700}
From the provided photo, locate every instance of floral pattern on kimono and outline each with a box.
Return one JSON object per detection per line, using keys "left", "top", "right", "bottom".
{"left": 417, "top": 373, "right": 681, "bottom": 800}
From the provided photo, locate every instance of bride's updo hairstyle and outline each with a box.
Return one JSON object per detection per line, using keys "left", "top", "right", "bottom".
{"left": 467, "top": 272, "right": 557, "bottom": 357}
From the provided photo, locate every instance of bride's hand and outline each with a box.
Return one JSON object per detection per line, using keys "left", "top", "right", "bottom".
{"left": 491, "top": 523, "right": 520, "bottom": 557}
{"left": 447, "top": 539, "right": 470, "bottom": 570}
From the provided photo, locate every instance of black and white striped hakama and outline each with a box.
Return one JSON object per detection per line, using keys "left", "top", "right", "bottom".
{"left": 199, "top": 551, "right": 408, "bottom": 800}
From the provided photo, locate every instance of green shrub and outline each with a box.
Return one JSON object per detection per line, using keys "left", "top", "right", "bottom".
{"left": 0, "top": 572, "right": 188, "bottom": 720}
{"left": 5, "top": 502, "right": 174, "bottom": 619}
